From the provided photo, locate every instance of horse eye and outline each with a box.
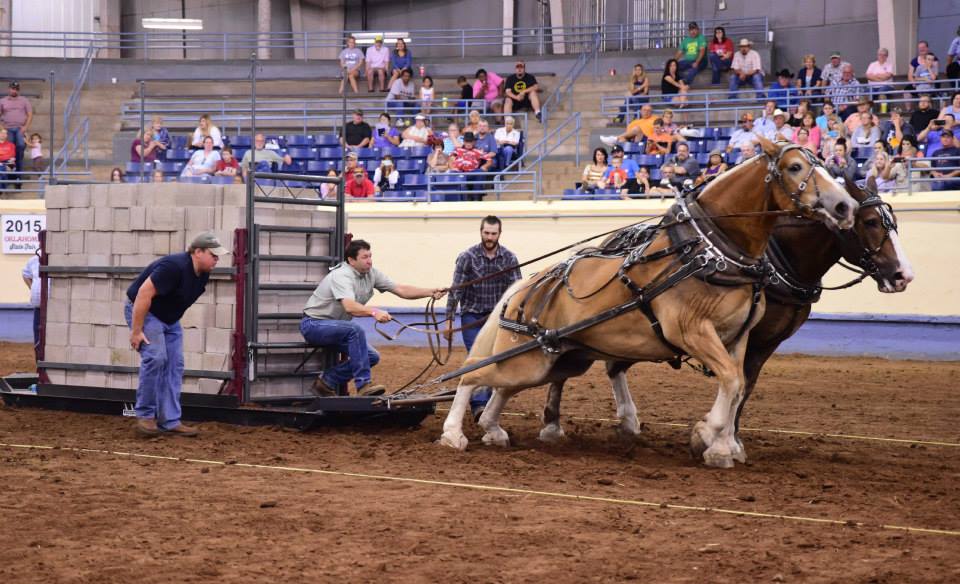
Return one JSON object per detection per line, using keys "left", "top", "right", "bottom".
{"left": 864, "top": 218, "right": 880, "bottom": 228}
{"left": 788, "top": 163, "right": 802, "bottom": 173}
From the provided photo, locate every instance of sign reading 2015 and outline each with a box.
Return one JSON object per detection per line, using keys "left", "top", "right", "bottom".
{"left": 2, "top": 214, "right": 46, "bottom": 254}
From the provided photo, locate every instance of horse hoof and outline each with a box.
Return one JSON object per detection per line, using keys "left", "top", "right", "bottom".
{"left": 689, "top": 422, "right": 712, "bottom": 458}
{"left": 731, "top": 439, "right": 747, "bottom": 464}
{"left": 703, "top": 450, "right": 735, "bottom": 469}
{"left": 439, "top": 431, "right": 469, "bottom": 451}
{"left": 616, "top": 421, "right": 642, "bottom": 439}
{"left": 538, "top": 424, "right": 566, "bottom": 443}
{"left": 481, "top": 428, "right": 510, "bottom": 447}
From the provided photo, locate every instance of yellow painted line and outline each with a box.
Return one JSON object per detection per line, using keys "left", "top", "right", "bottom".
{"left": 436, "top": 408, "right": 960, "bottom": 448}
{"left": 2, "top": 441, "right": 958, "bottom": 538}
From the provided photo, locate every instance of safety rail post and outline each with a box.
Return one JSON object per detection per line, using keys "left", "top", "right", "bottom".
{"left": 48, "top": 71, "right": 55, "bottom": 186}
{"left": 138, "top": 80, "right": 145, "bottom": 183}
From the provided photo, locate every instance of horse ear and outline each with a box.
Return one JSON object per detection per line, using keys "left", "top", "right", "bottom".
{"left": 756, "top": 136, "right": 779, "bottom": 158}
{"left": 866, "top": 176, "right": 878, "bottom": 195}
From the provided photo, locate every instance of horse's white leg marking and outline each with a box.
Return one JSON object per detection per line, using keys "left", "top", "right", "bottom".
{"left": 539, "top": 382, "right": 566, "bottom": 442}
{"left": 479, "top": 388, "right": 513, "bottom": 447}
{"left": 610, "top": 371, "right": 641, "bottom": 437}
{"left": 440, "top": 381, "right": 475, "bottom": 450}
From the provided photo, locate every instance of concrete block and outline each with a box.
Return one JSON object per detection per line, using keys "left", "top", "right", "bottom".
{"left": 107, "top": 183, "right": 137, "bottom": 208}
{"left": 181, "top": 378, "right": 200, "bottom": 393}
{"left": 185, "top": 207, "right": 216, "bottom": 232}
{"left": 202, "top": 352, "right": 229, "bottom": 372}
{"left": 67, "top": 346, "right": 90, "bottom": 365}
{"left": 307, "top": 233, "right": 330, "bottom": 258}
{"left": 119, "top": 254, "right": 157, "bottom": 267}
{"left": 90, "top": 184, "right": 110, "bottom": 208}
{"left": 94, "top": 206, "right": 113, "bottom": 231}
{"left": 46, "top": 302, "right": 70, "bottom": 325}
{"left": 183, "top": 328, "right": 205, "bottom": 353}
{"left": 136, "top": 232, "right": 153, "bottom": 254}
{"left": 85, "top": 231, "right": 113, "bottom": 255}
{"left": 113, "top": 208, "right": 130, "bottom": 232}
{"left": 46, "top": 232, "right": 67, "bottom": 254}
{"left": 46, "top": 210, "right": 62, "bottom": 233}
{"left": 175, "top": 187, "right": 218, "bottom": 207}
{"left": 312, "top": 209, "right": 337, "bottom": 228}
{"left": 92, "top": 279, "right": 114, "bottom": 302}
{"left": 214, "top": 281, "right": 237, "bottom": 304}
{"left": 180, "top": 304, "right": 215, "bottom": 329}
{"left": 68, "top": 207, "right": 94, "bottom": 231}
{"left": 269, "top": 233, "right": 305, "bottom": 256}
{"left": 89, "top": 254, "right": 112, "bottom": 267}
{"left": 84, "top": 371, "right": 108, "bottom": 388}
{"left": 275, "top": 209, "right": 313, "bottom": 227}
{"left": 217, "top": 206, "right": 247, "bottom": 231}
{"left": 44, "top": 185, "right": 70, "bottom": 209}
{"left": 46, "top": 370, "right": 67, "bottom": 385}
{"left": 148, "top": 183, "right": 187, "bottom": 207}
{"left": 69, "top": 279, "right": 93, "bottom": 301}
{"left": 129, "top": 207, "right": 147, "bottom": 230}
{"left": 67, "top": 184, "right": 91, "bottom": 208}
{"left": 110, "top": 348, "right": 136, "bottom": 367}
{"left": 67, "top": 230, "right": 85, "bottom": 254}
{"left": 112, "top": 232, "right": 137, "bottom": 254}
{"left": 146, "top": 207, "right": 185, "bottom": 231}
{"left": 215, "top": 303, "right": 234, "bottom": 329}
{"left": 45, "top": 322, "right": 68, "bottom": 343}
{"left": 111, "top": 326, "right": 130, "bottom": 348}
{"left": 89, "top": 301, "right": 114, "bottom": 325}
{"left": 43, "top": 345, "right": 68, "bottom": 363}
{"left": 49, "top": 278, "right": 70, "bottom": 301}
{"left": 92, "top": 325, "right": 111, "bottom": 347}
{"left": 152, "top": 232, "right": 171, "bottom": 255}
{"left": 205, "top": 327, "right": 232, "bottom": 354}
{"left": 68, "top": 323, "right": 93, "bottom": 346}
{"left": 184, "top": 351, "right": 203, "bottom": 370}
{"left": 86, "top": 347, "right": 112, "bottom": 366}
{"left": 62, "top": 254, "right": 89, "bottom": 267}
{"left": 71, "top": 300, "right": 92, "bottom": 324}
{"left": 268, "top": 262, "right": 307, "bottom": 283}
{"left": 169, "top": 230, "right": 186, "bottom": 254}
{"left": 222, "top": 185, "right": 247, "bottom": 206}
{"left": 198, "top": 378, "right": 224, "bottom": 394}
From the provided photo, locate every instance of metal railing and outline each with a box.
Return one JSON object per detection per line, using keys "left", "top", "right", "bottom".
{"left": 541, "top": 32, "right": 601, "bottom": 127}
{"left": 0, "top": 18, "right": 768, "bottom": 60}
{"left": 501, "top": 112, "right": 582, "bottom": 198}
{"left": 600, "top": 78, "right": 960, "bottom": 127}
{"left": 53, "top": 117, "right": 89, "bottom": 173}
{"left": 62, "top": 43, "right": 96, "bottom": 133}
{"left": 424, "top": 169, "right": 537, "bottom": 202}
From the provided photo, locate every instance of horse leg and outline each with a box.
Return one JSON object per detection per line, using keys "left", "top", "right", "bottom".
{"left": 686, "top": 327, "right": 750, "bottom": 468}
{"left": 440, "top": 381, "right": 477, "bottom": 450}
{"left": 734, "top": 341, "right": 777, "bottom": 458}
{"left": 606, "top": 361, "right": 640, "bottom": 437}
{"left": 479, "top": 387, "right": 520, "bottom": 447}
{"left": 539, "top": 380, "right": 567, "bottom": 442}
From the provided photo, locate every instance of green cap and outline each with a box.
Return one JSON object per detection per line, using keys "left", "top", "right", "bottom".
{"left": 190, "top": 231, "right": 229, "bottom": 256}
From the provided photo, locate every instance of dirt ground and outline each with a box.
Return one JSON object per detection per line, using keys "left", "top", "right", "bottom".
{"left": 1, "top": 342, "right": 958, "bottom": 583}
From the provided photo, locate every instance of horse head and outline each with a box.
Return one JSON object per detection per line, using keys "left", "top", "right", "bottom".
{"left": 842, "top": 177, "right": 915, "bottom": 293}
{"left": 757, "top": 137, "right": 857, "bottom": 230}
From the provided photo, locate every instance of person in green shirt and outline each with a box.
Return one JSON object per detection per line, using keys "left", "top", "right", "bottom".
{"left": 675, "top": 21, "right": 707, "bottom": 86}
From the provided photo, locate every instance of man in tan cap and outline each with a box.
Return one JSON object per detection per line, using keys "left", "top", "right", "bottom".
{"left": 728, "top": 38, "right": 764, "bottom": 100}
{"left": 124, "top": 231, "right": 229, "bottom": 437}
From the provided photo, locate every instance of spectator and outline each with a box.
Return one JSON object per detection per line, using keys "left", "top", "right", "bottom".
{"left": 661, "top": 58, "right": 689, "bottom": 106}
{"left": 917, "top": 114, "right": 955, "bottom": 157}
{"left": 0, "top": 127, "right": 16, "bottom": 189}
{"left": 629, "top": 166, "right": 653, "bottom": 197}
{"left": 464, "top": 110, "right": 482, "bottom": 136}
{"left": 181, "top": 136, "right": 221, "bottom": 178}
{"left": 191, "top": 114, "right": 223, "bottom": 149}
{"left": 797, "top": 111, "right": 822, "bottom": 152}
{"left": 866, "top": 147, "right": 901, "bottom": 192}
{"left": 754, "top": 100, "right": 778, "bottom": 139}
{"left": 864, "top": 140, "right": 891, "bottom": 173}
{"left": 494, "top": 116, "right": 521, "bottom": 170}
{"left": 795, "top": 54, "right": 823, "bottom": 97}
{"left": 581, "top": 147, "right": 608, "bottom": 193}
{"left": 472, "top": 69, "right": 504, "bottom": 110}
{"left": 660, "top": 108, "right": 683, "bottom": 139}
{"left": 110, "top": 167, "right": 124, "bottom": 183}
{"left": 825, "top": 140, "right": 857, "bottom": 182}
{"left": 898, "top": 135, "right": 929, "bottom": 191}
{"left": 661, "top": 142, "right": 700, "bottom": 188}
{"left": 615, "top": 64, "right": 650, "bottom": 124}
{"left": 829, "top": 64, "right": 863, "bottom": 121}
{"left": 866, "top": 48, "right": 895, "bottom": 103}
{"left": 400, "top": 114, "right": 432, "bottom": 148}
{"left": 449, "top": 132, "right": 494, "bottom": 201}
{"left": 910, "top": 94, "right": 940, "bottom": 133}
{"left": 948, "top": 26, "right": 960, "bottom": 67}
{"left": 767, "top": 69, "right": 798, "bottom": 110}
{"left": 0, "top": 80, "right": 33, "bottom": 184}
{"left": 696, "top": 150, "right": 728, "bottom": 186}
{"left": 645, "top": 118, "right": 676, "bottom": 155}
{"left": 338, "top": 35, "right": 365, "bottom": 95}
{"left": 728, "top": 38, "right": 764, "bottom": 100}
{"left": 601, "top": 103, "right": 657, "bottom": 146}
{"left": 344, "top": 166, "right": 377, "bottom": 198}
{"left": 372, "top": 112, "right": 400, "bottom": 149}
{"left": 386, "top": 68, "right": 417, "bottom": 116}
{"left": 821, "top": 115, "right": 848, "bottom": 161}
{"left": 342, "top": 151, "right": 366, "bottom": 179}
{"left": 151, "top": 168, "right": 165, "bottom": 183}
{"left": 940, "top": 93, "right": 960, "bottom": 119}
{"left": 21, "top": 251, "right": 41, "bottom": 362}
{"left": 474, "top": 120, "right": 499, "bottom": 167}
{"left": 736, "top": 142, "right": 758, "bottom": 165}
{"left": 419, "top": 76, "right": 435, "bottom": 114}
{"left": 443, "top": 122, "right": 463, "bottom": 155}
{"left": 131, "top": 128, "right": 161, "bottom": 163}
{"left": 387, "top": 38, "right": 412, "bottom": 88}
{"left": 605, "top": 145, "right": 642, "bottom": 193}
{"left": 794, "top": 127, "right": 817, "bottom": 155}
{"left": 908, "top": 41, "right": 939, "bottom": 89}
{"left": 930, "top": 129, "right": 960, "bottom": 190}
{"left": 240, "top": 133, "right": 292, "bottom": 181}
{"left": 708, "top": 26, "right": 734, "bottom": 84}
{"left": 373, "top": 155, "right": 399, "bottom": 192}
{"left": 215, "top": 146, "right": 240, "bottom": 178}
{"left": 600, "top": 153, "right": 629, "bottom": 193}
{"left": 788, "top": 99, "right": 812, "bottom": 127}
{"left": 318, "top": 169, "right": 339, "bottom": 199}
{"left": 150, "top": 115, "right": 171, "bottom": 159}
{"left": 816, "top": 101, "right": 836, "bottom": 131}
{"left": 845, "top": 96, "right": 880, "bottom": 135}
{"left": 821, "top": 51, "right": 850, "bottom": 88}
{"left": 913, "top": 53, "right": 938, "bottom": 93}
{"left": 341, "top": 109, "right": 373, "bottom": 150}
{"left": 504, "top": 61, "right": 542, "bottom": 122}
{"left": 456, "top": 75, "right": 472, "bottom": 109}
{"left": 881, "top": 107, "right": 910, "bottom": 151}
{"left": 365, "top": 35, "right": 390, "bottom": 92}
{"left": 676, "top": 22, "right": 707, "bottom": 85}
{"left": 28, "top": 133, "right": 46, "bottom": 173}
{"left": 727, "top": 112, "right": 760, "bottom": 154}
{"left": 427, "top": 141, "right": 449, "bottom": 173}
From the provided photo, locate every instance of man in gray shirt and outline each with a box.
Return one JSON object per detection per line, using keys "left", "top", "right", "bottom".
{"left": 661, "top": 142, "right": 700, "bottom": 188}
{"left": 240, "top": 133, "right": 293, "bottom": 182}
{"left": 339, "top": 35, "right": 365, "bottom": 94}
{"left": 300, "top": 239, "right": 445, "bottom": 397}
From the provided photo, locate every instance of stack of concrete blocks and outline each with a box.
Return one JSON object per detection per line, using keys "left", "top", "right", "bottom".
{"left": 41, "top": 183, "right": 335, "bottom": 399}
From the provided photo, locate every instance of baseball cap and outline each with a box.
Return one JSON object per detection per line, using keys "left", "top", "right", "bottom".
{"left": 610, "top": 145, "right": 625, "bottom": 154}
{"left": 8, "top": 80, "right": 19, "bottom": 88}
{"left": 830, "top": 51, "right": 841, "bottom": 59}
{"left": 190, "top": 232, "right": 229, "bottom": 256}
{"left": 374, "top": 35, "right": 383, "bottom": 41}
{"left": 941, "top": 128, "right": 955, "bottom": 138}
{"left": 352, "top": 108, "right": 363, "bottom": 116}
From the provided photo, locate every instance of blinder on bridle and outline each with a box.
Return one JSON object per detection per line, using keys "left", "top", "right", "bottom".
{"left": 853, "top": 193, "right": 899, "bottom": 276}
{"left": 763, "top": 143, "right": 824, "bottom": 213}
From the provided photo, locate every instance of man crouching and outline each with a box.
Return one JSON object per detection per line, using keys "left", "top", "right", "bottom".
{"left": 300, "top": 239, "right": 445, "bottom": 397}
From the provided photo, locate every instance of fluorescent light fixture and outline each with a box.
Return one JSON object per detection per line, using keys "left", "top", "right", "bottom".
{"left": 352, "top": 32, "right": 411, "bottom": 45}
{"left": 142, "top": 18, "right": 203, "bottom": 30}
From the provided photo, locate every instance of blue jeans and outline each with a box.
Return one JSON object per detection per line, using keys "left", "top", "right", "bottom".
{"left": 870, "top": 84, "right": 894, "bottom": 99}
{"left": 497, "top": 145, "right": 516, "bottom": 170}
{"left": 708, "top": 54, "right": 732, "bottom": 84}
{"left": 299, "top": 317, "right": 380, "bottom": 391}
{"left": 728, "top": 72, "right": 765, "bottom": 100}
{"left": 617, "top": 95, "right": 648, "bottom": 121}
{"left": 459, "top": 312, "right": 491, "bottom": 408}
{"left": 6, "top": 127, "right": 25, "bottom": 174}
{"left": 678, "top": 58, "right": 706, "bottom": 85}
{"left": 124, "top": 302, "right": 185, "bottom": 430}
{"left": 32, "top": 307, "right": 40, "bottom": 363}
{"left": 387, "top": 100, "right": 417, "bottom": 117}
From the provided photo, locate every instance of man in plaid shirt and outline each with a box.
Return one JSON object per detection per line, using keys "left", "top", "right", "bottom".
{"left": 445, "top": 215, "right": 521, "bottom": 417}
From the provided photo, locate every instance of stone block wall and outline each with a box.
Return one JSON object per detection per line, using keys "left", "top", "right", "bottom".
{"left": 42, "top": 183, "right": 337, "bottom": 398}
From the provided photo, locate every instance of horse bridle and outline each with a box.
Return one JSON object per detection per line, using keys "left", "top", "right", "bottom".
{"left": 763, "top": 143, "right": 824, "bottom": 213}
{"left": 852, "top": 193, "right": 899, "bottom": 276}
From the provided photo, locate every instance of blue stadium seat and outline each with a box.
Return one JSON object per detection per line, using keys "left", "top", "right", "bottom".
{"left": 284, "top": 135, "right": 314, "bottom": 147}
{"left": 700, "top": 128, "right": 718, "bottom": 139}
{"left": 171, "top": 135, "right": 188, "bottom": 149}
{"left": 125, "top": 175, "right": 143, "bottom": 183}
{"left": 355, "top": 147, "right": 376, "bottom": 160}
{"left": 403, "top": 174, "right": 428, "bottom": 187}
{"left": 306, "top": 160, "right": 333, "bottom": 174}
{"left": 317, "top": 147, "right": 343, "bottom": 160}
{"left": 637, "top": 154, "right": 662, "bottom": 167}
{"left": 229, "top": 135, "right": 252, "bottom": 148}
{"left": 716, "top": 127, "right": 734, "bottom": 139}
{"left": 621, "top": 142, "right": 641, "bottom": 154}
{"left": 380, "top": 146, "right": 405, "bottom": 158}
{"left": 126, "top": 162, "right": 153, "bottom": 174}
{"left": 166, "top": 149, "right": 191, "bottom": 161}
{"left": 156, "top": 161, "right": 183, "bottom": 174}
{"left": 210, "top": 176, "right": 236, "bottom": 185}
{"left": 315, "top": 134, "right": 339, "bottom": 146}
{"left": 396, "top": 159, "right": 423, "bottom": 172}
{"left": 287, "top": 147, "right": 317, "bottom": 160}
{"left": 402, "top": 189, "right": 427, "bottom": 200}
{"left": 695, "top": 153, "right": 711, "bottom": 165}
{"left": 408, "top": 146, "right": 431, "bottom": 158}
{"left": 649, "top": 168, "right": 662, "bottom": 181}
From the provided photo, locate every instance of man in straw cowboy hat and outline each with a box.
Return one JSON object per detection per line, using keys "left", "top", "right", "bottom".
{"left": 728, "top": 38, "right": 765, "bottom": 100}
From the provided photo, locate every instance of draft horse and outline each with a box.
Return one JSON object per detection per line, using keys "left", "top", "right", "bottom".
{"left": 440, "top": 138, "right": 858, "bottom": 468}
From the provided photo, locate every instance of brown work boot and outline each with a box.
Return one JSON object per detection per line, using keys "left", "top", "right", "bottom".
{"left": 310, "top": 377, "right": 338, "bottom": 397}
{"left": 164, "top": 423, "right": 199, "bottom": 437}
{"left": 135, "top": 417, "right": 160, "bottom": 437}
{"left": 358, "top": 383, "right": 386, "bottom": 397}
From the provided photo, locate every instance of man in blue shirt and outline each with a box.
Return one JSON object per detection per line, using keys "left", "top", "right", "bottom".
{"left": 767, "top": 69, "right": 797, "bottom": 110}
{"left": 125, "top": 232, "right": 227, "bottom": 437}
{"left": 931, "top": 129, "right": 960, "bottom": 191}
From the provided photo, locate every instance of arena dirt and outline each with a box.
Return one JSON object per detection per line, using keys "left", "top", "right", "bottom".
{"left": 1, "top": 343, "right": 958, "bottom": 583}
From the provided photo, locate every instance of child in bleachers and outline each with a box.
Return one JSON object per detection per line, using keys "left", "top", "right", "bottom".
{"left": 215, "top": 146, "right": 240, "bottom": 179}
{"left": 373, "top": 155, "right": 399, "bottom": 191}
{"left": 600, "top": 153, "right": 628, "bottom": 194}
{"left": 420, "top": 76, "right": 435, "bottom": 115}
{"left": 622, "top": 166, "right": 652, "bottom": 199}
{"left": 151, "top": 169, "right": 165, "bottom": 183}
{"left": 28, "top": 133, "right": 46, "bottom": 172}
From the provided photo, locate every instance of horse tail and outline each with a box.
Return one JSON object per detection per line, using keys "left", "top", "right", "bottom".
{"left": 466, "top": 278, "right": 528, "bottom": 361}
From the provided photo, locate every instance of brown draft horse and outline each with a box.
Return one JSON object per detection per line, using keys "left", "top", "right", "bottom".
{"left": 537, "top": 178, "right": 914, "bottom": 461}
{"left": 440, "top": 138, "right": 858, "bottom": 468}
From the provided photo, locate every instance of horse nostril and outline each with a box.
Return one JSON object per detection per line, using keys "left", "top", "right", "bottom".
{"left": 835, "top": 202, "right": 849, "bottom": 217}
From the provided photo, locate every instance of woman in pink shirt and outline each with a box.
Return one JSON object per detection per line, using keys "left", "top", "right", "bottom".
{"left": 472, "top": 69, "right": 503, "bottom": 109}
